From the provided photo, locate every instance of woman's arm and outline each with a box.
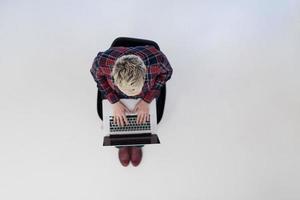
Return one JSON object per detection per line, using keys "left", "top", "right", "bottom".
{"left": 142, "top": 52, "right": 173, "bottom": 103}
{"left": 90, "top": 54, "right": 120, "bottom": 104}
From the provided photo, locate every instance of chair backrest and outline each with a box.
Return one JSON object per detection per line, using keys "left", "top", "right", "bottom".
{"left": 110, "top": 37, "right": 160, "bottom": 50}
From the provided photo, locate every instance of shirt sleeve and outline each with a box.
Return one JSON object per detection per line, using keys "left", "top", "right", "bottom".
{"left": 142, "top": 52, "right": 173, "bottom": 103}
{"left": 90, "top": 54, "right": 120, "bottom": 104}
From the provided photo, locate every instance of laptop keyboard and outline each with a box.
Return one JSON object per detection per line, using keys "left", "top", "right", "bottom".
{"left": 109, "top": 115, "right": 151, "bottom": 133}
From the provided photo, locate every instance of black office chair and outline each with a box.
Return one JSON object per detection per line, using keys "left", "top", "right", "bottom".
{"left": 97, "top": 37, "right": 166, "bottom": 124}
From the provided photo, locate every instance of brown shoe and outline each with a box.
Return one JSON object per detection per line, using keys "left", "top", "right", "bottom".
{"left": 118, "top": 147, "right": 130, "bottom": 167}
{"left": 130, "top": 146, "right": 143, "bottom": 167}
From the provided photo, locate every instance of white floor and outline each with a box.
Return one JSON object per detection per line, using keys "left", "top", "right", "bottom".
{"left": 0, "top": 1, "right": 300, "bottom": 199}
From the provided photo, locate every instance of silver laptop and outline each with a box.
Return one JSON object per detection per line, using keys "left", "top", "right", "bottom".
{"left": 102, "top": 98, "right": 160, "bottom": 146}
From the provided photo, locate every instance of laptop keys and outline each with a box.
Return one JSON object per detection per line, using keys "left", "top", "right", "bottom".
{"left": 109, "top": 115, "right": 151, "bottom": 133}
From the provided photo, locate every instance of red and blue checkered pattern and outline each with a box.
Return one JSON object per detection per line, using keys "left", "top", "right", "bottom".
{"left": 90, "top": 45, "right": 173, "bottom": 104}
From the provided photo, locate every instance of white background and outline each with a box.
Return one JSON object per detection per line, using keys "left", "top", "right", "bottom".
{"left": 0, "top": 0, "right": 300, "bottom": 199}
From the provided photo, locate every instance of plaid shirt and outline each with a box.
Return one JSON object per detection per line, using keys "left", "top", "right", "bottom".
{"left": 90, "top": 45, "right": 173, "bottom": 104}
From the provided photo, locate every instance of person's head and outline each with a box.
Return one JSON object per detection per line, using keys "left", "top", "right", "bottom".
{"left": 111, "top": 54, "right": 146, "bottom": 96}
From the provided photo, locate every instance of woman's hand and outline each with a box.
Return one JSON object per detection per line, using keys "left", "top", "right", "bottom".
{"left": 112, "top": 101, "right": 130, "bottom": 126}
{"left": 133, "top": 99, "right": 150, "bottom": 124}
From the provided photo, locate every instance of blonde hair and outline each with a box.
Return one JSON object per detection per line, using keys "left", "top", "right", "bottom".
{"left": 111, "top": 54, "right": 146, "bottom": 89}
